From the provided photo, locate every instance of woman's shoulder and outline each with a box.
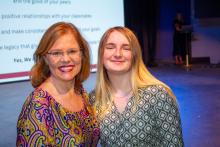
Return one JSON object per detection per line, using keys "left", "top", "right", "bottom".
{"left": 31, "top": 88, "right": 53, "bottom": 105}
{"left": 139, "top": 85, "right": 174, "bottom": 104}
{"left": 17, "top": 88, "right": 54, "bottom": 126}
{"left": 139, "top": 84, "right": 168, "bottom": 95}
{"left": 20, "top": 88, "right": 53, "bottom": 114}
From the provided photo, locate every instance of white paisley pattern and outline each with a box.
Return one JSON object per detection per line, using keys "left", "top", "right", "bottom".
{"left": 90, "top": 85, "right": 184, "bottom": 147}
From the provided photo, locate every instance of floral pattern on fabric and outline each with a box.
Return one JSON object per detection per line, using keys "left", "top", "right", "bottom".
{"left": 17, "top": 88, "right": 100, "bottom": 147}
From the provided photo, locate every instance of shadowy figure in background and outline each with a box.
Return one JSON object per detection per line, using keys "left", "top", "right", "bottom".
{"left": 173, "top": 12, "right": 185, "bottom": 65}
{"left": 16, "top": 22, "right": 100, "bottom": 146}
{"left": 90, "top": 26, "right": 184, "bottom": 146}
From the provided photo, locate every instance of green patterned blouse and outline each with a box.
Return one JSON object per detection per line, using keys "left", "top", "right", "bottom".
{"left": 90, "top": 85, "right": 184, "bottom": 147}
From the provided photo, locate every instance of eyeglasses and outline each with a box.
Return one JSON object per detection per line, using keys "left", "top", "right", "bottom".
{"left": 47, "top": 49, "right": 81, "bottom": 59}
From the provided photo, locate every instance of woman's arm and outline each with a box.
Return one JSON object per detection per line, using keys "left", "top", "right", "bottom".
{"left": 154, "top": 86, "right": 184, "bottom": 147}
{"left": 16, "top": 94, "right": 54, "bottom": 146}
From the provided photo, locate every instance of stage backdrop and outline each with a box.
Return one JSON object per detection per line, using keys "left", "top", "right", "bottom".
{"left": 0, "top": 0, "right": 124, "bottom": 83}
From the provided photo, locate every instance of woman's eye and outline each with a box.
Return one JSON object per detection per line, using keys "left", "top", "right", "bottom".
{"left": 105, "top": 45, "right": 115, "bottom": 49}
{"left": 106, "top": 47, "right": 114, "bottom": 49}
{"left": 68, "top": 50, "right": 77, "bottom": 54}
{"left": 123, "top": 47, "right": 131, "bottom": 50}
{"left": 52, "top": 52, "right": 62, "bottom": 56}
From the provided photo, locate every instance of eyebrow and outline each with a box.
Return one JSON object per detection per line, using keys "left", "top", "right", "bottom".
{"left": 105, "top": 43, "right": 115, "bottom": 46}
{"left": 122, "top": 44, "right": 130, "bottom": 47}
{"left": 105, "top": 43, "right": 129, "bottom": 46}
{"left": 49, "top": 48, "right": 80, "bottom": 51}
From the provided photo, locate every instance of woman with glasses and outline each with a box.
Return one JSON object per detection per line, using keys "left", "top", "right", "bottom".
{"left": 90, "top": 26, "right": 184, "bottom": 146}
{"left": 16, "top": 22, "right": 100, "bottom": 146}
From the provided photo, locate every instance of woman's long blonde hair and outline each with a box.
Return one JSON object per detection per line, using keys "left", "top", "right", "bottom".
{"left": 95, "top": 26, "right": 176, "bottom": 118}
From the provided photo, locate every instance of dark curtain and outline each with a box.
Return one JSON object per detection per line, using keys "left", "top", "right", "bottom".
{"left": 124, "top": 0, "right": 159, "bottom": 67}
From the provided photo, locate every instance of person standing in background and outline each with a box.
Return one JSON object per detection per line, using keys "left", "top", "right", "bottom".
{"left": 90, "top": 26, "right": 184, "bottom": 146}
{"left": 173, "top": 12, "right": 185, "bottom": 65}
{"left": 16, "top": 22, "right": 100, "bottom": 146}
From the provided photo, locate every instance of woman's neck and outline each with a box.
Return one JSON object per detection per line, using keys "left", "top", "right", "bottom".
{"left": 108, "top": 71, "right": 133, "bottom": 113}
{"left": 41, "top": 76, "right": 84, "bottom": 112}
{"left": 45, "top": 76, "right": 75, "bottom": 95}
{"left": 108, "top": 71, "right": 132, "bottom": 94}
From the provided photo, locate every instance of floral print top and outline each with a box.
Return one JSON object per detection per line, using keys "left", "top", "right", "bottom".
{"left": 17, "top": 87, "right": 100, "bottom": 147}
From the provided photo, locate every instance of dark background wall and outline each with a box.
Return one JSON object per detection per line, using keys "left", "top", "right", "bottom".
{"left": 124, "top": 0, "right": 220, "bottom": 65}
{"left": 194, "top": 0, "right": 220, "bottom": 18}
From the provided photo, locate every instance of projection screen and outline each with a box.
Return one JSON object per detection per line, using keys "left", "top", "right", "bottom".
{"left": 0, "top": 0, "right": 124, "bottom": 83}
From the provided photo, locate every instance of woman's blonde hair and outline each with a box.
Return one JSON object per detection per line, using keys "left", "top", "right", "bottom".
{"left": 31, "top": 22, "right": 90, "bottom": 90}
{"left": 95, "top": 26, "right": 175, "bottom": 117}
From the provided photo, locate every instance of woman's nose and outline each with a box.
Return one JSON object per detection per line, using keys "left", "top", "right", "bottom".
{"left": 114, "top": 48, "right": 122, "bottom": 57}
{"left": 60, "top": 52, "right": 71, "bottom": 62}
